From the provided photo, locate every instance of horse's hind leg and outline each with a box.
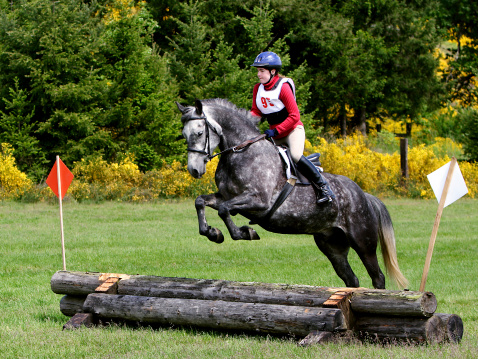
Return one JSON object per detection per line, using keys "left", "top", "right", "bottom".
{"left": 350, "top": 235, "right": 386, "bottom": 289}
{"left": 314, "top": 229, "right": 360, "bottom": 288}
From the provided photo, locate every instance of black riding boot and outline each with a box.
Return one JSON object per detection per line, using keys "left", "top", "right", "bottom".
{"left": 296, "top": 156, "right": 334, "bottom": 204}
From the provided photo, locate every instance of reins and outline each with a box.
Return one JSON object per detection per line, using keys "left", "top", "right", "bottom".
{"left": 184, "top": 112, "right": 267, "bottom": 161}
{"left": 209, "top": 134, "right": 267, "bottom": 160}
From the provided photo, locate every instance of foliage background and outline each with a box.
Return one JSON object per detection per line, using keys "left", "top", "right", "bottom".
{"left": 1, "top": 0, "right": 478, "bottom": 182}
{"left": 1, "top": 131, "right": 477, "bottom": 202}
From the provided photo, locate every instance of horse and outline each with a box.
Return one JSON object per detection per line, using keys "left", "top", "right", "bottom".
{"left": 176, "top": 98, "right": 408, "bottom": 289}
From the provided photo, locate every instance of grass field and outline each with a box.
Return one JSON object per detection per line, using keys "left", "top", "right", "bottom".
{"left": 1, "top": 198, "right": 477, "bottom": 358}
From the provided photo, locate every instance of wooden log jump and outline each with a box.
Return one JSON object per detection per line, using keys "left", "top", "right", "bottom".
{"left": 51, "top": 271, "right": 463, "bottom": 345}
{"left": 83, "top": 293, "right": 346, "bottom": 336}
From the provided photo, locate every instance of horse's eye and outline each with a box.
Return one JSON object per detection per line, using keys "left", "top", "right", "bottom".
{"left": 197, "top": 131, "right": 204, "bottom": 137}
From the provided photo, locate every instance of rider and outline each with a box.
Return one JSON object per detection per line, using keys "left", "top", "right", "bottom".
{"left": 250, "top": 51, "right": 334, "bottom": 204}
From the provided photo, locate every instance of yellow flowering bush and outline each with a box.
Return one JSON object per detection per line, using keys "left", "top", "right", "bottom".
{"left": 408, "top": 144, "right": 450, "bottom": 197}
{"left": 459, "top": 161, "right": 478, "bottom": 199}
{"left": 1, "top": 135, "right": 476, "bottom": 202}
{"left": 69, "top": 155, "right": 142, "bottom": 201}
{"left": 306, "top": 134, "right": 401, "bottom": 195}
{"left": 102, "top": 0, "right": 145, "bottom": 25}
{"left": 136, "top": 157, "right": 218, "bottom": 201}
{"left": 67, "top": 155, "right": 218, "bottom": 202}
{"left": 306, "top": 134, "right": 477, "bottom": 199}
{"left": 0, "top": 143, "right": 32, "bottom": 200}
{"left": 72, "top": 155, "right": 140, "bottom": 185}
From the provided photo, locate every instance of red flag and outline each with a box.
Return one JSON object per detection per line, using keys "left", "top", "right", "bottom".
{"left": 46, "top": 158, "right": 74, "bottom": 199}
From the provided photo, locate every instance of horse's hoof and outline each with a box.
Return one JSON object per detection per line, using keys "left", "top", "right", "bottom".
{"left": 208, "top": 228, "right": 224, "bottom": 244}
{"left": 249, "top": 228, "right": 260, "bottom": 240}
{"left": 239, "top": 226, "right": 260, "bottom": 240}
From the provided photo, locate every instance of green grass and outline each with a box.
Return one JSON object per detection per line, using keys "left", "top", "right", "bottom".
{"left": 1, "top": 198, "right": 477, "bottom": 358}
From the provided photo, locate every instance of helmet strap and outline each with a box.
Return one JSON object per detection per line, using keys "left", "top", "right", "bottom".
{"left": 266, "top": 69, "right": 276, "bottom": 84}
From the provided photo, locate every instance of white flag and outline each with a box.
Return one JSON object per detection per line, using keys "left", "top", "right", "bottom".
{"left": 427, "top": 160, "right": 468, "bottom": 208}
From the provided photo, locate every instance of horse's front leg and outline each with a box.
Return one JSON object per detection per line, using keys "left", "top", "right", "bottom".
{"left": 195, "top": 193, "right": 225, "bottom": 243}
{"left": 217, "top": 193, "right": 268, "bottom": 241}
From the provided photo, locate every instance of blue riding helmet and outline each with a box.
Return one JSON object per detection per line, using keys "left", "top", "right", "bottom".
{"left": 251, "top": 51, "right": 282, "bottom": 71}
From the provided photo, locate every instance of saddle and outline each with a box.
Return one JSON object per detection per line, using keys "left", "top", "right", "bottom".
{"left": 276, "top": 146, "right": 323, "bottom": 185}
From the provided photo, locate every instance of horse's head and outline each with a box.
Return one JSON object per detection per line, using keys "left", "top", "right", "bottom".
{"left": 176, "top": 99, "right": 223, "bottom": 179}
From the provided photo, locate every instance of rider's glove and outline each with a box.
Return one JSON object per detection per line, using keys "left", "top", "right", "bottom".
{"left": 264, "top": 129, "right": 278, "bottom": 138}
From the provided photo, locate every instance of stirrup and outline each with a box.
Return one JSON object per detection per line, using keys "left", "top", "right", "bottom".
{"left": 316, "top": 193, "right": 332, "bottom": 204}
{"left": 315, "top": 184, "right": 334, "bottom": 204}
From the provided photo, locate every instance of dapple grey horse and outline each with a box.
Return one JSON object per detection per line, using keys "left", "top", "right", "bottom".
{"left": 176, "top": 98, "right": 408, "bottom": 289}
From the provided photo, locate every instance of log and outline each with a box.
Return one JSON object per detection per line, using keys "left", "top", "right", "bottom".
{"left": 435, "top": 313, "right": 464, "bottom": 343}
{"left": 82, "top": 293, "right": 347, "bottom": 336}
{"left": 60, "top": 295, "right": 87, "bottom": 317}
{"left": 51, "top": 271, "right": 130, "bottom": 295}
{"left": 51, "top": 271, "right": 437, "bottom": 318}
{"left": 350, "top": 289, "right": 437, "bottom": 317}
{"left": 51, "top": 271, "right": 103, "bottom": 295}
{"left": 118, "top": 275, "right": 337, "bottom": 307}
{"left": 51, "top": 271, "right": 343, "bottom": 306}
{"left": 355, "top": 315, "right": 445, "bottom": 343}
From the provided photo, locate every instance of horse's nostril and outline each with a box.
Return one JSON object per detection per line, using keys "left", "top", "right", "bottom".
{"left": 190, "top": 168, "right": 202, "bottom": 179}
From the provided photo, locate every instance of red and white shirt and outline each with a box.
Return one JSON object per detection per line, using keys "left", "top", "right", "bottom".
{"left": 251, "top": 75, "right": 303, "bottom": 139}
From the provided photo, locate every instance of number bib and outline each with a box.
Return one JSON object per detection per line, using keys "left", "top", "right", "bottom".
{"left": 255, "top": 78, "right": 296, "bottom": 115}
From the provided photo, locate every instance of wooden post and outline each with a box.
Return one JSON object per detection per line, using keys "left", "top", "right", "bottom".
{"left": 400, "top": 138, "right": 409, "bottom": 180}
{"left": 56, "top": 156, "right": 66, "bottom": 270}
{"left": 419, "top": 157, "right": 457, "bottom": 292}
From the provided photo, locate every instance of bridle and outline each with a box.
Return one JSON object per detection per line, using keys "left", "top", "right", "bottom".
{"left": 183, "top": 114, "right": 216, "bottom": 159}
{"left": 183, "top": 112, "right": 267, "bottom": 161}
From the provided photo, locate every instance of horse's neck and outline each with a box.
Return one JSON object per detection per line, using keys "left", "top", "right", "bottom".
{"left": 218, "top": 123, "right": 260, "bottom": 150}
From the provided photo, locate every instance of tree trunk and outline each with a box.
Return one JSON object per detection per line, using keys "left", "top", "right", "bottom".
{"left": 340, "top": 105, "right": 347, "bottom": 138}
{"left": 83, "top": 293, "right": 346, "bottom": 336}
{"left": 60, "top": 295, "right": 87, "bottom": 317}
{"left": 355, "top": 107, "right": 367, "bottom": 136}
{"left": 350, "top": 290, "right": 437, "bottom": 317}
{"left": 51, "top": 271, "right": 103, "bottom": 296}
{"left": 434, "top": 313, "right": 464, "bottom": 343}
{"left": 118, "top": 275, "right": 337, "bottom": 307}
{"left": 355, "top": 315, "right": 445, "bottom": 343}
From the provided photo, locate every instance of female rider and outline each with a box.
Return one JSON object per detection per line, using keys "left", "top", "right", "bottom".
{"left": 250, "top": 51, "right": 334, "bottom": 204}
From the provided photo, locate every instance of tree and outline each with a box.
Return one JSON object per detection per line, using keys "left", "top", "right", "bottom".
{"left": 0, "top": 78, "right": 47, "bottom": 180}
{"left": 269, "top": 0, "right": 444, "bottom": 135}
{"left": 0, "top": 0, "right": 182, "bottom": 173}
{"left": 437, "top": 0, "right": 478, "bottom": 106}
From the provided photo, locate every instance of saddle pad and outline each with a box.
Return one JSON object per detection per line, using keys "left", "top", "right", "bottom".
{"left": 276, "top": 146, "right": 323, "bottom": 185}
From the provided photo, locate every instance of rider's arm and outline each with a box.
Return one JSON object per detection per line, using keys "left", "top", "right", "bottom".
{"left": 274, "top": 83, "right": 300, "bottom": 135}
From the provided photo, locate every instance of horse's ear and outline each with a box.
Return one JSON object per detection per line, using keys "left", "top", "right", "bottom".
{"left": 175, "top": 101, "right": 187, "bottom": 114}
{"left": 194, "top": 99, "right": 203, "bottom": 116}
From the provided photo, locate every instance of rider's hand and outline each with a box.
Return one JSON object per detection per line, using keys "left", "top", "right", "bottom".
{"left": 264, "top": 129, "right": 278, "bottom": 138}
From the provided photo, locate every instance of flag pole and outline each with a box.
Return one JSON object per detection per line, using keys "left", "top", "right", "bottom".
{"left": 56, "top": 155, "right": 66, "bottom": 271}
{"left": 419, "top": 157, "right": 457, "bottom": 292}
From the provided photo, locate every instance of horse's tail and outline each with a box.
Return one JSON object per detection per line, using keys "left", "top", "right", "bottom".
{"left": 366, "top": 194, "right": 409, "bottom": 289}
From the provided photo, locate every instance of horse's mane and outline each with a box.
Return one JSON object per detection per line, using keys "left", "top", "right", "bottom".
{"left": 201, "top": 98, "right": 260, "bottom": 127}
